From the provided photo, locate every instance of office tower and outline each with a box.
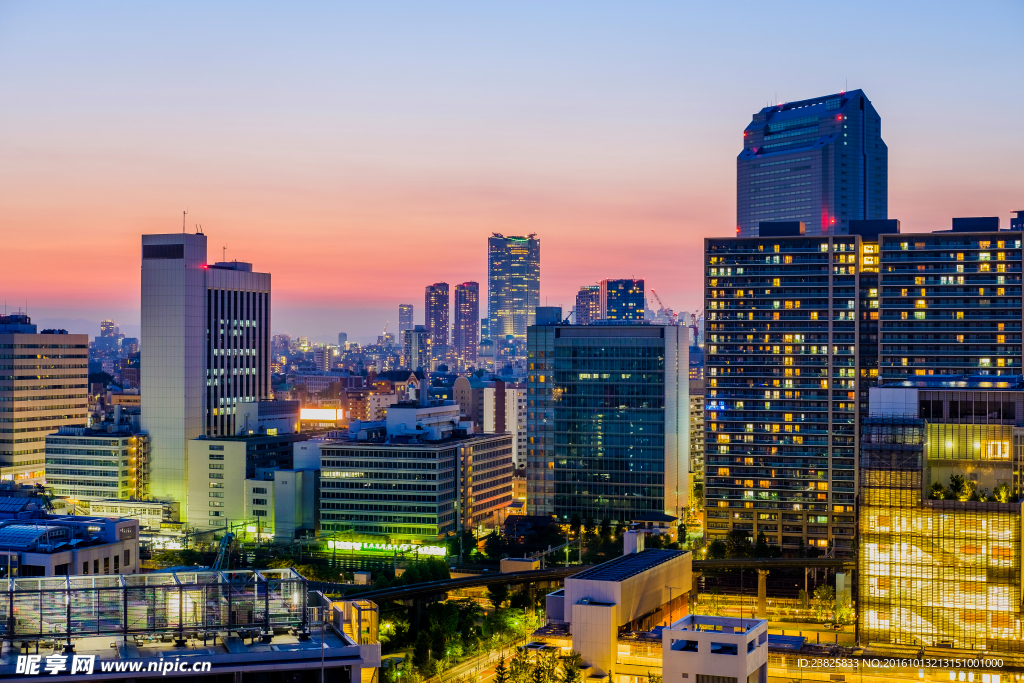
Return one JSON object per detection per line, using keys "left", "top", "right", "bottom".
{"left": 488, "top": 233, "right": 540, "bottom": 353}
{"left": 737, "top": 90, "right": 887, "bottom": 237}
{"left": 0, "top": 314, "right": 88, "bottom": 483}
{"left": 860, "top": 383, "right": 1023, "bottom": 656}
{"left": 703, "top": 217, "right": 1022, "bottom": 554}
{"left": 526, "top": 324, "right": 688, "bottom": 522}
{"left": 337, "top": 332, "right": 348, "bottom": 347}
{"left": 313, "top": 347, "right": 330, "bottom": 372}
{"left": 453, "top": 282, "right": 480, "bottom": 371}
{"left": 45, "top": 426, "right": 149, "bottom": 500}
{"left": 599, "top": 279, "right": 645, "bottom": 321}
{"left": 140, "top": 233, "right": 270, "bottom": 516}
{"left": 319, "top": 402, "right": 512, "bottom": 540}
{"left": 425, "top": 282, "right": 450, "bottom": 368}
{"left": 575, "top": 285, "right": 600, "bottom": 325}
{"left": 402, "top": 325, "right": 430, "bottom": 370}
{"left": 398, "top": 305, "right": 414, "bottom": 333}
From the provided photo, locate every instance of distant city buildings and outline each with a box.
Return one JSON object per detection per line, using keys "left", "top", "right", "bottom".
{"left": 140, "top": 232, "right": 271, "bottom": 521}
{"left": 337, "top": 332, "right": 348, "bottom": 347}
{"left": 599, "top": 278, "right": 645, "bottom": 321}
{"left": 487, "top": 233, "right": 540, "bottom": 355}
{"left": 402, "top": 325, "right": 430, "bottom": 371}
{"left": 574, "top": 285, "right": 600, "bottom": 325}
{"left": 526, "top": 324, "right": 688, "bottom": 523}
{"left": 398, "top": 304, "right": 414, "bottom": 332}
{"left": 424, "top": 282, "right": 450, "bottom": 369}
{"left": 453, "top": 282, "right": 480, "bottom": 371}
{"left": 0, "top": 314, "right": 88, "bottom": 484}
{"left": 737, "top": 89, "right": 887, "bottom": 237}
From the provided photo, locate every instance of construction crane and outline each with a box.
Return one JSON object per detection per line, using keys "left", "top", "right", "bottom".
{"left": 212, "top": 532, "right": 235, "bottom": 571}
{"left": 649, "top": 289, "right": 678, "bottom": 325}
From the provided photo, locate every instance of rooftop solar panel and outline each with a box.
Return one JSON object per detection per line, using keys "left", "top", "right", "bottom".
{"left": 570, "top": 549, "right": 684, "bottom": 583}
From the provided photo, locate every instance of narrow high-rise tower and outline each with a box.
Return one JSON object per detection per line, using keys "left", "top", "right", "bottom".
{"left": 737, "top": 90, "right": 887, "bottom": 237}
{"left": 140, "top": 233, "right": 270, "bottom": 515}
{"left": 574, "top": 285, "right": 600, "bottom": 325}
{"left": 488, "top": 234, "right": 540, "bottom": 354}
{"left": 398, "top": 304, "right": 414, "bottom": 332}
{"left": 425, "top": 283, "right": 450, "bottom": 368}
{"left": 453, "top": 282, "right": 480, "bottom": 371}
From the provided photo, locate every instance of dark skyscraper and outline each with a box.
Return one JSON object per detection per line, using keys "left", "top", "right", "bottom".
{"left": 574, "top": 285, "right": 600, "bottom": 325}
{"left": 599, "top": 279, "right": 645, "bottom": 321}
{"left": 425, "top": 283, "right": 449, "bottom": 367}
{"left": 737, "top": 90, "right": 887, "bottom": 237}
{"left": 453, "top": 282, "right": 480, "bottom": 370}
{"left": 488, "top": 233, "right": 540, "bottom": 353}
{"left": 398, "top": 304, "right": 414, "bottom": 332}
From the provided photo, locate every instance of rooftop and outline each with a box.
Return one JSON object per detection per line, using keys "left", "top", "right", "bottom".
{"left": 670, "top": 614, "right": 767, "bottom": 634}
{"left": 570, "top": 549, "right": 685, "bottom": 583}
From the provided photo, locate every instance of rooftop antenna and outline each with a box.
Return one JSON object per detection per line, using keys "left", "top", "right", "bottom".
{"left": 223, "top": 246, "right": 227, "bottom": 261}
{"left": 183, "top": 209, "right": 187, "bottom": 233}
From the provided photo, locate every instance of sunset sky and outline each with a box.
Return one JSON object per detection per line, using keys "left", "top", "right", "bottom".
{"left": 2, "top": 1, "right": 1022, "bottom": 343}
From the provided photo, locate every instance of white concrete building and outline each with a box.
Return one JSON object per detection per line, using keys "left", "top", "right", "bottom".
{"left": 141, "top": 233, "right": 271, "bottom": 520}
{"left": 0, "top": 515, "right": 139, "bottom": 577}
{"left": 662, "top": 615, "right": 768, "bottom": 683}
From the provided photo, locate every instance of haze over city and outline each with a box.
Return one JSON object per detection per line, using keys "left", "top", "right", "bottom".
{"left": 2, "top": 1, "right": 1022, "bottom": 343}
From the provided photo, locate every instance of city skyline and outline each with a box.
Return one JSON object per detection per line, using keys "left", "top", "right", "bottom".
{"left": 2, "top": 2, "right": 1022, "bottom": 342}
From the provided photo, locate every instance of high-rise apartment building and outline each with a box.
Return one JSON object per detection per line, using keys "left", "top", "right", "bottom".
{"left": 599, "top": 279, "right": 645, "bottom": 321}
{"left": 0, "top": 315, "right": 88, "bottom": 483}
{"left": 425, "top": 283, "right": 450, "bottom": 368}
{"left": 398, "top": 304, "right": 414, "bottom": 332}
{"left": 704, "top": 218, "right": 1023, "bottom": 554}
{"left": 453, "top": 282, "right": 480, "bottom": 371}
{"left": 574, "top": 285, "right": 600, "bottom": 325}
{"left": 488, "top": 234, "right": 540, "bottom": 353}
{"left": 689, "top": 379, "right": 705, "bottom": 498}
{"left": 526, "top": 324, "right": 688, "bottom": 522}
{"left": 737, "top": 90, "right": 887, "bottom": 237}
{"left": 402, "top": 326, "right": 430, "bottom": 371}
{"left": 140, "top": 233, "right": 271, "bottom": 517}
{"left": 313, "top": 347, "right": 330, "bottom": 372}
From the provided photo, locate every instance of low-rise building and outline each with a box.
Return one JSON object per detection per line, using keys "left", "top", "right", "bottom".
{"left": 0, "top": 514, "right": 139, "bottom": 577}
{"left": 662, "top": 615, "right": 768, "bottom": 683}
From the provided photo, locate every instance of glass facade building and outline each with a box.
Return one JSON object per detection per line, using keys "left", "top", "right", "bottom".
{"left": 453, "top": 282, "right": 480, "bottom": 371}
{"left": 487, "top": 233, "right": 540, "bottom": 354}
{"left": 737, "top": 90, "right": 887, "bottom": 237}
{"left": 424, "top": 282, "right": 449, "bottom": 369}
{"left": 599, "top": 279, "right": 646, "bottom": 322}
{"left": 860, "top": 384, "right": 1024, "bottom": 655}
{"left": 575, "top": 285, "right": 601, "bottom": 325}
{"left": 525, "top": 324, "right": 687, "bottom": 522}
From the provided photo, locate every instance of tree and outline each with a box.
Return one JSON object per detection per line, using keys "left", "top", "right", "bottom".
{"left": 431, "top": 627, "right": 447, "bottom": 662}
{"left": 509, "top": 589, "right": 532, "bottom": 610}
{"left": 994, "top": 482, "right": 1013, "bottom": 503}
{"left": 725, "top": 530, "right": 751, "bottom": 558}
{"left": 706, "top": 539, "right": 727, "bottom": 559}
{"left": 495, "top": 658, "right": 510, "bottom": 683}
{"left": 509, "top": 647, "right": 532, "bottom": 683}
{"left": 948, "top": 474, "right": 968, "bottom": 501}
{"left": 560, "top": 651, "right": 583, "bottom": 683}
{"left": 676, "top": 522, "right": 687, "bottom": 546}
{"left": 413, "top": 631, "right": 430, "bottom": 670}
{"left": 569, "top": 513, "right": 582, "bottom": 537}
{"left": 88, "top": 371, "right": 114, "bottom": 387}
{"left": 599, "top": 518, "right": 611, "bottom": 540}
{"left": 813, "top": 584, "right": 835, "bottom": 623}
{"left": 487, "top": 582, "right": 510, "bottom": 608}
{"left": 647, "top": 672, "right": 663, "bottom": 683}
{"left": 752, "top": 531, "right": 781, "bottom": 558}
{"left": 929, "top": 481, "right": 946, "bottom": 500}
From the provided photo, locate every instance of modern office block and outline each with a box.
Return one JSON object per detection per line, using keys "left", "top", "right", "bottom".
{"left": 319, "top": 402, "right": 512, "bottom": 541}
{"left": 402, "top": 325, "right": 430, "bottom": 371}
{"left": 737, "top": 90, "right": 887, "bottom": 237}
{"left": 45, "top": 426, "right": 149, "bottom": 501}
{"left": 599, "top": 279, "right": 645, "bottom": 321}
{"left": 424, "top": 282, "right": 449, "bottom": 357}
{"left": 859, "top": 383, "right": 1024, "bottom": 655}
{"left": 575, "top": 285, "right": 600, "bottom": 325}
{"left": 140, "top": 233, "right": 270, "bottom": 518}
{"left": 453, "top": 282, "right": 480, "bottom": 371}
{"left": 526, "top": 324, "right": 688, "bottom": 522}
{"left": 0, "top": 314, "right": 88, "bottom": 483}
{"left": 488, "top": 233, "right": 540, "bottom": 354}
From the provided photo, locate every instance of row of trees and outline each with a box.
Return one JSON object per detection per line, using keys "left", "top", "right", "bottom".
{"left": 704, "top": 530, "right": 783, "bottom": 559}
{"left": 495, "top": 649, "right": 582, "bottom": 683}
{"left": 930, "top": 474, "right": 1014, "bottom": 503}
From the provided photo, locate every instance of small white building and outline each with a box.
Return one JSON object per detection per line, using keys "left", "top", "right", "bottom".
{"left": 662, "top": 615, "right": 768, "bottom": 683}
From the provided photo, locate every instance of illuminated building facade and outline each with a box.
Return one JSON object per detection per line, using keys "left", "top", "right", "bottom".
{"left": 0, "top": 315, "right": 88, "bottom": 484}
{"left": 140, "top": 233, "right": 271, "bottom": 515}
{"left": 453, "top": 282, "right": 480, "bottom": 371}
{"left": 860, "top": 383, "right": 1024, "bottom": 655}
{"left": 488, "top": 233, "right": 540, "bottom": 354}
{"left": 425, "top": 282, "right": 450, "bottom": 369}
{"left": 526, "top": 324, "right": 688, "bottom": 522}
{"left": 574, "top": 285, "right": 600, "bottom": 325}
{"left": 45, "top": 426, "right": 149, "bottom": 501}
{"left": 599, "top": 279, "right": 645, "bottom": 321}
{"left": 737, "top": 90, "right": 887, "bottom": 237}
{"left": 398, "top": 304, "right": 414, "bottom": 332}
{"left": 402, "top": 325, "right": 429, "bottom": 371}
